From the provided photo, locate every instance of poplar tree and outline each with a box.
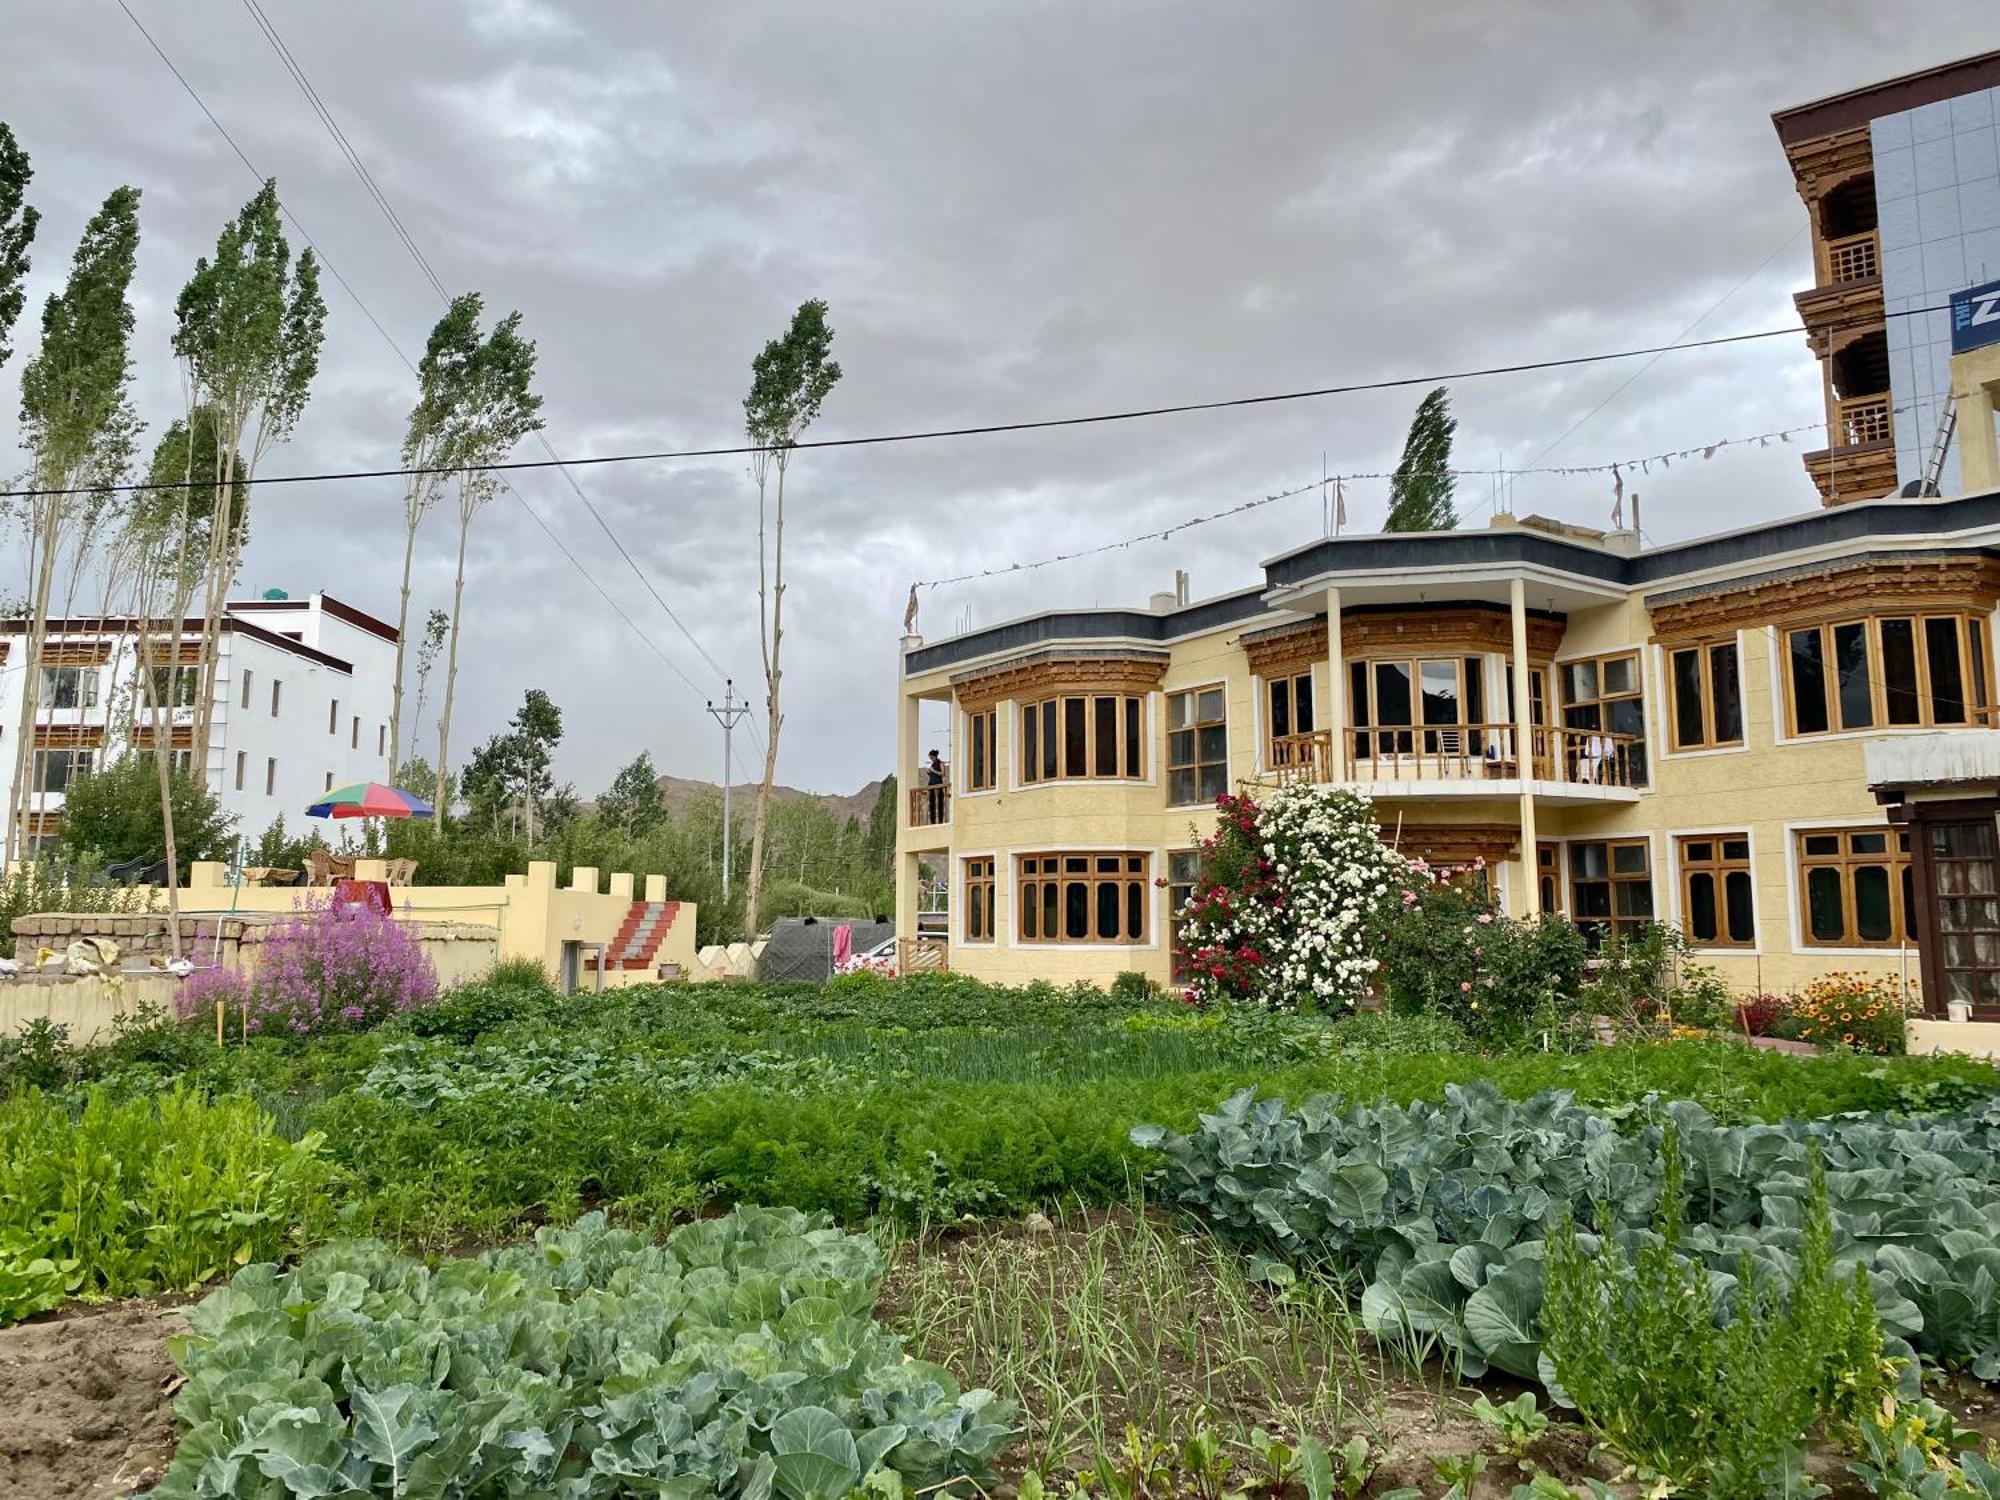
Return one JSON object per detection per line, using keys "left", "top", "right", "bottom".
{"left": 388, "top": 294, "right": 482, "bottom": 774}
{"left": 171, "top": 179, "right": 326, "bottom": 762}
{"left": 740, "top": 299, "right": 841, "bottom": 941}
{"left": 432, "top": 306, "right": 543, "bottom": 823}
{"left": 1384, "top": 385, "right": 1458, "bottom": 532}
{"left": 6, "top": 186, "right": 141, "bottom": 864}
{"left": 0, "top": 122, "right": 39, "bottom": 371}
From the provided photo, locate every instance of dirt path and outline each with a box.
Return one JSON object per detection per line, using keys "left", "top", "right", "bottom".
{"left": 0, "top": 1302, "right": 185, "bottom": 1500}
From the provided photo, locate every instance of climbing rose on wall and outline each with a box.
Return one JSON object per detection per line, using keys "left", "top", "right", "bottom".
{"left": 1173, "top": 783, "right": 1409, "bottom": 1010}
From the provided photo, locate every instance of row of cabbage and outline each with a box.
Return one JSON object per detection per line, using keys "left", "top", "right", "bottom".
{"left": 146, "top": 1207, "right": 1012, "bottom": 1499}
{"left": 1134, "top": 1082, "right": 2000, "bottom": 1385}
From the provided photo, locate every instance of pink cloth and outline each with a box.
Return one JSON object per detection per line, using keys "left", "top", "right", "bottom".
{"left": 832, "top": 924, "right": 853, "bottom": 967}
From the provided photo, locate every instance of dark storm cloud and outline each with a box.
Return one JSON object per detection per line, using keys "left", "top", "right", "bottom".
{"left": 1, "top": 2, "right": 1985, "bottom": 793}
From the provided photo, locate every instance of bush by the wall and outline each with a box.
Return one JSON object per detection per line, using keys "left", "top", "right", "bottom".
{"left": 174, "top": 900, "right": 438, "bottom": 1037}
{"left": 1378, "top": 878, "right": 1588, "bottom": 1044}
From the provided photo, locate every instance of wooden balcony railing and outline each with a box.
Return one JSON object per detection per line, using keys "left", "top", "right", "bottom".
{"left": 1837, "top": 393, "right": 1893, "bottom": 447}
{"left": 907, "top": 783, "right": 951, "bottom": 828}
{"left": 1822, "top": 229, "right": 1880, "bottom": 285}
{"left": 1269, "top": 724, "right": 1645, "bottom": 789}
{"left": 898, "top": 937, "right": 949, "bottom": 975}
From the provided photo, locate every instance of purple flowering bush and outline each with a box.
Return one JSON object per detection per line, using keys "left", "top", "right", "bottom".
{"left": 175, "top": 901, "right": 438, "bottom": 1036}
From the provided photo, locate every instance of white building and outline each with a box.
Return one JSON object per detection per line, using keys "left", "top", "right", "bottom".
{"left": 0, "top": 592, "right": 399, "bottom": 852}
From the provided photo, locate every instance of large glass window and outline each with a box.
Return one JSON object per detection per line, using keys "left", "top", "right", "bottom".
{"left": 1668, "top": 640, "right": 1743, "bottom": 750}
{"left": 1017, "top": 853, "right": 1149, "bottom": 944}
{"left": 1167, "top": 849, "right": 1200, "bottom": 979}
{"left": 1561, "top": 652, "right": 1647, "bottom": 784}
{"left": 1020, "top": 695, "right": 1144, "bottom": 783}
{"left": 1569, "top": 838, "right": 1653, "bottom": 948}
{"left": 1350, "top": 656, "right": 1486, "bottom": 757}
{"left": 963, "top": 708, "right": 997, "bottom": 792}
{"left": 39, "top": 666, "right": 100, "bottom": 710}
{"left": 963, "top": 857, "right": 996, "bottom": 943}
{"left": 1678, "top": 834, "right": 1755, "bottom": 947}
{"left": 1797, "top": 827, "right": 1913, "bottom": 947}
{"left": 1785, "top": 615, "right": 1991, "bottom": 736}
{"left": 1263, "top": 671, "right": 1315, "bottom": 764}
{"left": 1167, "top": 688, "right": 1228, "bottom": 806}
{"left": 31, "top": 748, "right": 95, "bottom": 793}
{"left": 146, "top": 665, "right": 200, "bottom": 709}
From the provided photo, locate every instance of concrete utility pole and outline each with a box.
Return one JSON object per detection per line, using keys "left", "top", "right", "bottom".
{"left": 706, "top": 679, "right": 751, "bottom": 899}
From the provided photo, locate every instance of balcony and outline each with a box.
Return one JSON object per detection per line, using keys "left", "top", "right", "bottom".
{"left": 1269, "top": 723, "right": 1645, "bottom": 801}
{"left": 1837, "top": 393, "right": 1892, "bottom": 447}
{"left": 1822, "top": 229, "right": 1879, "bottom": 285}
{"left": 907, "top": 783, "right": 951, "bottom": 829}
{"left": 1792, "top": 229, "right": 1883, "bottom": 336}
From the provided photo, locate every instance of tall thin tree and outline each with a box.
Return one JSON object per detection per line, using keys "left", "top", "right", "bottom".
{"left": 0, "top": 122, "right": 39, "bottom": 372}
{"left": 739, "top": 299, "right": 841, "bottom": 941}
{"left": 1383, "top": 385, "right": 1458, "bottom": 532}
{"left": 432, "top": 308, "right": 543, "bottom": 823}
{"left": 388, "top": 294, "right": 482, "bottom": 774}
{"left": 5, "top": 186, "right": 141, "bottom": 865}
{"left": 171, "top": 179, "right": 325, "bottom": 765}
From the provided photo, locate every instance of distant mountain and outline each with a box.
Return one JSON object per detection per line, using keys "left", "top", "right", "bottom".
{"left": 656, "top": 775, "right": 886, "bottom": 823}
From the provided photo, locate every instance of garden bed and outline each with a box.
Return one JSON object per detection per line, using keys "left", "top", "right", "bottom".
{"left": 0, "top": 1300, "right": 185, "bottom": 1499}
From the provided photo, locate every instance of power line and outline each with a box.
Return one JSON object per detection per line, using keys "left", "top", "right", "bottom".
{"left": 8, "top": 297, "right": 1964, "bottom": 504}
{"left": 232, "top": 0, "right": 747, "bottom": 715}
{"left": 114, "top": 0, "right": 758, "bottom": 778}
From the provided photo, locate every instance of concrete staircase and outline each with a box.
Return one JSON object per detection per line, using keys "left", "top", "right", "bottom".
{"left": 606, "top": 900, "right": 683, "bottom": 971}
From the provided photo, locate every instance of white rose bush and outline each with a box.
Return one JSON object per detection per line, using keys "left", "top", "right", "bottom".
{"left": 1174, "top": 784, "right": 1411, "bottom": 1010}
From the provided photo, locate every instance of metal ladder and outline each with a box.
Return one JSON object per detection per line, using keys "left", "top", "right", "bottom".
{"left": 1920, "top": 398, "right": 1958, "bottom": 496}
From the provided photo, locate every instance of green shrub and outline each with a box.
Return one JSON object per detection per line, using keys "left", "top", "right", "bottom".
{"left": 1379, "top": 879, "right": 1588, "bottom": 1044}
{"left": 0, "top": 1085, "right": 331, "bottom": 1323}
{"left": 0, "top": 1017, "right": 83, "bottom": 1097}
{"left": 1541, "top": 1133, "right": 1885, "bottom": 1498}
{"left": 1110, "top": 970, "right": 1158, "bottom": 1006}
{"left": 487, "top": 954, "right": 554, "bottom": 990}
{"left": 398, "top": 975, "right": 552, "bottom": 1044}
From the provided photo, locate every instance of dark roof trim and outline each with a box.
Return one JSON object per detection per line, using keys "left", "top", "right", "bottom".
{"left": 905, "top": 587, "right": 1267, "bottom": 676}
{"left": 0, "top": 615, "right": 353, "bottom": 674}
{"left": 1626, "top": 490, "right": 2000, "bottom": 584}
{"left": 228, "top": 593, "right": 399, "bottom": 644}
{"left": 1264, "top": 528, "right": 1628, "bottom": 588}
{"left": 1643, "top": 547, "right": 1998, "bottom": 611}
{"left": 950, "top": 645, "right": 1171, "bottom": 687}
{"left": 1772, "top": 49, "right": 2000, "bottom": 146}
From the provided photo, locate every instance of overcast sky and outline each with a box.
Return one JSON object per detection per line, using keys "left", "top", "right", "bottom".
{"left": 1, "top": 3, "right": 1989, "bottom": 796}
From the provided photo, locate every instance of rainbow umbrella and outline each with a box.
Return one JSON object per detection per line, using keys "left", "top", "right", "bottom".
{"left": 306, "top": 782, "right": 434, "bottom": 820}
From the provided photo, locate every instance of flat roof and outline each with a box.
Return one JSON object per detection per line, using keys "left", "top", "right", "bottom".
{"left": 1772, "top": 48, "right": 2000, "bottom": 145}
{"left": 227, "top": 592, "right": 400, "bottom": 644}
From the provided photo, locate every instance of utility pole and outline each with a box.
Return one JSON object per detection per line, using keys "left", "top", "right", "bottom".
{"left": 706, "top": 679, "right": 751, "bottom": 900}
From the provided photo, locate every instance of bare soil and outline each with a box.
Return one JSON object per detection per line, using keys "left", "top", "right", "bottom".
{"left": 0, "top": 1302, "right": 186, "bottom": 1500}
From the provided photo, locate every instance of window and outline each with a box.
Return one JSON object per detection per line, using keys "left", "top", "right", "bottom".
{"left": 241, "top": 669, "right": 253, "bottom": 709}
{"left": 1668, "top": 640, "right": 1743, "bottom": 750}
{"left": 1167, "top": 688, "right": 1228, "bottom": 805}
{"left": 30, "top": 749, "right": 93, "bottom": 794}
{"left": 1569, "top": 838, "right": 1653, "bottom": 948}
{"left": 1020, "top": 695, "right": 1144, "bottom": 783}
{"left": 351, "top": 715, "right": 360, "bottom": 750}
{"left": 1017, "top": 852, "right": 1149, "bottom": 943}
{"left": 146, "top": 665, "right": 200, "bottom": 708}
{"left": 1678, "top": 834, "right": 1755, "bottom": 947}
{"left": 266, "top": 757, "right": 277, "bottom": 795}
{"left": 168, "top": 749, "right": 195, "bottom": 776}
{"left": 270, "top": 679, "right": 282, "bottom": 717}
{"left": 235, "top": 751, "right": 246, "bottom": 791}
{"left": 1263, "top": 671, "right": 1315, "bottom": 763}
{"left": 1167, "top": 849, "right": 1201, "bottom": 977}
{"left": 1797, "top": 827, "right": 1913, "bottom": 947}
{"left": 964, "top": 708, "right": 998, "bottom": 792}
{"left": 1536, "top": 841, "right": 1564, "bottom": 916}
{"left": 39, "top": 666, "right": 100, "bottom": 709}
{"left": 1349, "top": 656, "right": 1487, "bottom": 757}
{"left": 377, "top": 724, "right": 387, "bottom": 757}
{"left": 963, "top": 857, "right": 996, "bottom": 943}
{"left": 325, "top": 771, "right": 335, "bottom": 791}
{"left": 1561, "top": 652, "right": 1647, "bottom": 783}
{"left": 1927, "top": 820, "right": 2000, "bottom": 1010}
{"left": 1784, "top": 615, "right": 1991, "bottom": 736}
{"left": 329, "top": 699, "right": 340, "bottom": 734}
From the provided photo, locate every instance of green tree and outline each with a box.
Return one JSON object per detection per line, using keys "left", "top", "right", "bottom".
{"left": 740, "top": 298, "right": 842, "bottom": 940}
{"left": 432, "top": 305, "right": 543, "bottom": 823}
{"left": 57, "top": 755, "right": 234, "bottom": 877}
{"left": 0, "top": 121, "right": 39, "bottom": 371}
{"left": 172, "top": 178, "right": 326, "bottom": 761}
{"left": 6, "top": 185, "right": 142, "bottom": 867}
{"left": 598, "top": 751, "right": 667, "bottom": 838}
{"left": 389, "top": 296, "right": 483, "bottom": 772}
{"left": 1383, "top": 385, "right": 1457, "bottom": 532}
{"left": 510, "top": 688, "right": 562, "bottom": 843}
{"left": 459, "top": 733, "right": 518, "bottom": 838}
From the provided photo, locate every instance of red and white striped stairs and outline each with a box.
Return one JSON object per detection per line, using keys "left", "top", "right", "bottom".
{"left": 605, "top": 900, "right": 683, "bottom": 971}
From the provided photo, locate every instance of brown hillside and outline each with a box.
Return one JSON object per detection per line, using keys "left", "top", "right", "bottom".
{"left": 656, "top": 775, "right": 885, "bottom": 823}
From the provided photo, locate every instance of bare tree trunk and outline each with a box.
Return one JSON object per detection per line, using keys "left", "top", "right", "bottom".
{"left": 6, "top": 502, "right": 63, "bottom": 866}
{"left": 742, "top": 455, "right": 787, "bottom": 941}
{"left": 191, "top": 421, "right": 243, "bottom": 765}
{"left": 434, "top": 505, "right": 470, "bottom": 823}
{"left": 387, "top": 512, "right": 417, "bottom": 776}
{"left": 133, "top": 617, "right": 185, "bottom": 961}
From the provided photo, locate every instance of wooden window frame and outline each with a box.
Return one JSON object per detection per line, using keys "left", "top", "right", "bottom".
{"left": 1782, "top": 613, "right": 1993, "bottom": 738}
{"left": 1558, "top": 651, "right": 1648, "bottom": 784}
{"left": 1166, "top": 686, "right": 1228, "bottom": 807}
{"left": 1676, "top": 833, "right": 1756, "bottom": 949}
{"left": 1260, "top": 669, "right": 1316, "bottom": 765}
{"left": 39, "top": 665, "right": 101, "bottom": 710}
{"left": 1019, "top": 694, "right": 1145, "bottom": 784}
{"left": 1016, "top": 851, "right": 1151, "bottom": 945}
{"left": 1667, "top": 639, "right": 1744, "bottom": 751}
{"left": 963, "top": 707, "right": 999, "bottom": 792}
{"left": 1796, "top": 826, "right": 1914, "bottom": 948}
{"left": 962, "top": 857, "right": 997, "bottom": 944}
{"left": 1569, "top": 837, "right": 1653, "bottom": 947}
{"left": 1348, "top": 653, "right": 1488, "bottom": 758}
{"left": 30, "top": 747, "right": 94, "bottom": 793}
{"left": 1166, "top": 848, "right": 1200, "bottom": 978}
{"left": 1536, "top": 840, "right": 1565, "bottom": 917}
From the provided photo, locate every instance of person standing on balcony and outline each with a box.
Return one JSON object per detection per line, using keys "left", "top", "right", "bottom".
{"left": 925, "top": 749, "right": 948, "bottom": 823}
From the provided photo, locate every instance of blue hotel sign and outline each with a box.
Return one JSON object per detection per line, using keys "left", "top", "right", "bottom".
{"left": 1951, "top": 279, "right": 2000, "bottom": 354}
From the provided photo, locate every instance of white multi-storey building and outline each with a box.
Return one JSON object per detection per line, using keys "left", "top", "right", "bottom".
{"left": 0, "top": 592, "right": 399, "bottom": 851}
